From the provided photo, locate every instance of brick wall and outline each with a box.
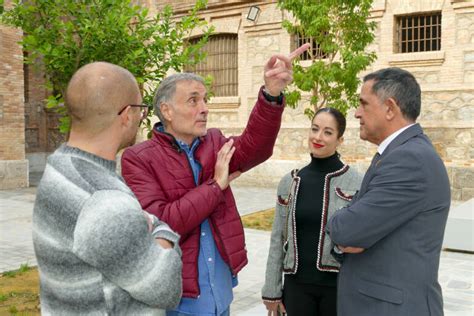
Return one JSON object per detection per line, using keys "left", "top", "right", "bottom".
{"left": 0, "top": 0, "right": 28, "bottom": 189}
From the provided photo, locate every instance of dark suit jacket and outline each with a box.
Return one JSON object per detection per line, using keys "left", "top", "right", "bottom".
{"left": 327, "top": 124, "right": 450, "bottom": 316}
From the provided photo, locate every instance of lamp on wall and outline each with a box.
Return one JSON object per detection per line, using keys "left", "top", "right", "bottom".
{"left": 246, "top": 6, "right": 260, "bottom": 22}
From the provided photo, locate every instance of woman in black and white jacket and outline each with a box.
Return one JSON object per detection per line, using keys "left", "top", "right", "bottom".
{"left": 262, "top": 108, "right": 363, "bottom": 316}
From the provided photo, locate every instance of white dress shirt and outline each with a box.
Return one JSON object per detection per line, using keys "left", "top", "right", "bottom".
{"left": 377, "top": 123, "right": 415, "bottom": 155}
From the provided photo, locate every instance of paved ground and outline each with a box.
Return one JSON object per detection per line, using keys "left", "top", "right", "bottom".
{"left": 0, "top": 187, "right": 37, "bottom": 272}
{"left": 0, "top": 181, "right": 472, "bottom": 315}
{"left": 234, "top": 230, "right": 474, "bottom": 316}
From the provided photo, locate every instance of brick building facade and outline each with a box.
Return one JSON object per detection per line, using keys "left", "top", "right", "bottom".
{"left": 1, "top": 0, "right": 473, "bottom": 200}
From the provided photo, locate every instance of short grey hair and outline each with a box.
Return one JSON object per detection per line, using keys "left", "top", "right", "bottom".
{"left": 153, "top": 73, "right": 206, "bottom": 124}
{"left": 363, "top": 67, "right": 421, "bottom": 121}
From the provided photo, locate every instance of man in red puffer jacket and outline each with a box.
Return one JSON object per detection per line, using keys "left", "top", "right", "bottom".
{"left": 121, "top": 44, "right": 310, "bottom": 316}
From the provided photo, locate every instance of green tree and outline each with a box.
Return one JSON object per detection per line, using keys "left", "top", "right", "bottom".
{"left": 0, "top": 0, "right": 213, "bottom": 133}
{"left": 278, "top": 0, "right": 377, "bottom": 117}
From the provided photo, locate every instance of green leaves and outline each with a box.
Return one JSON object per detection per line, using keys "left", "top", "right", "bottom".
{"left": 1, "top": 0, "right": 212, "bottom": 133}
{"left": 278, "top": 0, "right": 376, "bottom": 117}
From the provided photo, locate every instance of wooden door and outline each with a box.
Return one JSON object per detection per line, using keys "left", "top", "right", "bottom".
{"left": 24, "top": 59, "right": 65, "bottom": 154}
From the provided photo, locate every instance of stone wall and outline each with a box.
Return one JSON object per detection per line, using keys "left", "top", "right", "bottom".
{"left": 0, "top": 0, "right": 28, "bottom": 189}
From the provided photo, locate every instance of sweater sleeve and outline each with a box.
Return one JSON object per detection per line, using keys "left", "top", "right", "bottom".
{"left": 150, "top": 216, "right": 182, "bottom": 255}
{"left": 72, "top": 190, "right": 182, "bottom": 309}
{"left": 261, "top": 174, "right": 292, "bottom": 301}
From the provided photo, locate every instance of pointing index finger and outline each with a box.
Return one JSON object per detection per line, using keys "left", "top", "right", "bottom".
{"left": 288, "top": 43, "right": 311, "bottom": 60}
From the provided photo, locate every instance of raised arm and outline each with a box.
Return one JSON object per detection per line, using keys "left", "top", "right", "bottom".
{"left": 228, "top": 44, "right": 311, "bottom": 173}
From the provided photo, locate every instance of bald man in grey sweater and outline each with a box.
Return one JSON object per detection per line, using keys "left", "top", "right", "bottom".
{"left": 33, "top": 62, "right": 182, "bottom": 315}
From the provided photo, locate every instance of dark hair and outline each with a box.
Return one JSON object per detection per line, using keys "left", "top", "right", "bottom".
{"left": 363, "top": 67, "right": 421, "bottom": 121}
{"left": 313, "top": 107, "right": 346, "bottom": 138}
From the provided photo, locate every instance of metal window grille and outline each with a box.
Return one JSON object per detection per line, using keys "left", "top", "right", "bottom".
{"left": 185, "top": 34, "right": 238, "bottom": 97}
{"left": 396, "top": 12, "right": 442, "bottom": 53}
{"left": 293, "top": 32, "right": 328, "bottom": 60}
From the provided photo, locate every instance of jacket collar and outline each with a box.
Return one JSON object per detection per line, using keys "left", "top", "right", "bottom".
{"left": 152, "top": 122, "right": 205, "bottom": 153}
{"left": 382, "top": 123, "right": 423, "bottom": 156}
{"left": 152, "top": 122, "right": 181, "bottom": 152}
{"left": 377, "top": 123, "right": 415, "bottom": 155}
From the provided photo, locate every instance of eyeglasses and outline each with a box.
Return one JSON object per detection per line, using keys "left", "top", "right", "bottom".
{"left": 117, "top": 104, "right": 150, "bottom": 121}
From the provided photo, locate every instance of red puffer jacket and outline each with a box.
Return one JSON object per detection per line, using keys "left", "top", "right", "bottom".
{"left": 121, "top": 88, "right": 284, "bottom": 298}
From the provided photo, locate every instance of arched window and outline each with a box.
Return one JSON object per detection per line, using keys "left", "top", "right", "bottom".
{"left": 186, "top": 34, "right": 238, "bottom": 97}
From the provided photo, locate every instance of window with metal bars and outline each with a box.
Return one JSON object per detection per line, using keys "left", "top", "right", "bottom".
{"left": 395, "top": 12, "right": 442, "bottom": 53}
{"left": 185, "top": 34, "right": 238, "bottom": 97}
{"left": 293, "top": 32, "right": 328, "bottom": 60}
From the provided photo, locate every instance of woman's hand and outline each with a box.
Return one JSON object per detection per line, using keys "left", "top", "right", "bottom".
{"left": 263, "top": 300, "right": 286, "bottom": 316}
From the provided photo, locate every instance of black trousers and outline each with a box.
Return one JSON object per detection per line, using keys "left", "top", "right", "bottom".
{"left": 282, "top": 277, "right": 337, "bottom": 316}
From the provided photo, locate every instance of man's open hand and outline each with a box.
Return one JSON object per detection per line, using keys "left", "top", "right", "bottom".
{"left": 214, "top": 139, "right": 241, "bottom": 190}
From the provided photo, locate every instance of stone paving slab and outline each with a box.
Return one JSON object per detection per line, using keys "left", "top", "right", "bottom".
{"left": 443, "top": 199, "right": 474, "bottom": 252}
{"left": 232, "top": 186, "right": 277, "bottom": 216}
{"left": 0, "top": 187, "right": 37, "bottom": 273}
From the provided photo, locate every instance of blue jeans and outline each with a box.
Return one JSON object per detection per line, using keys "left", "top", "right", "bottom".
{"left": 166, "top": 307, "right": 230, "bottom": 316}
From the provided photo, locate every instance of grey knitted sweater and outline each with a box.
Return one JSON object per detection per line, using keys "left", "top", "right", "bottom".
{"left": 33, "top": 145, "right": 182, "bottom": 315}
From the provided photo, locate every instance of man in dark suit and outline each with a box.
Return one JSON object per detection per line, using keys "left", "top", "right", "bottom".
{"left": 327, "top": 67, "right": 450, "bottom": 316}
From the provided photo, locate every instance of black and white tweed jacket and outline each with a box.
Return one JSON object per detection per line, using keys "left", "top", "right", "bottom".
{"left": 262, "top": 165, "right": 363, "bottom": 302}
